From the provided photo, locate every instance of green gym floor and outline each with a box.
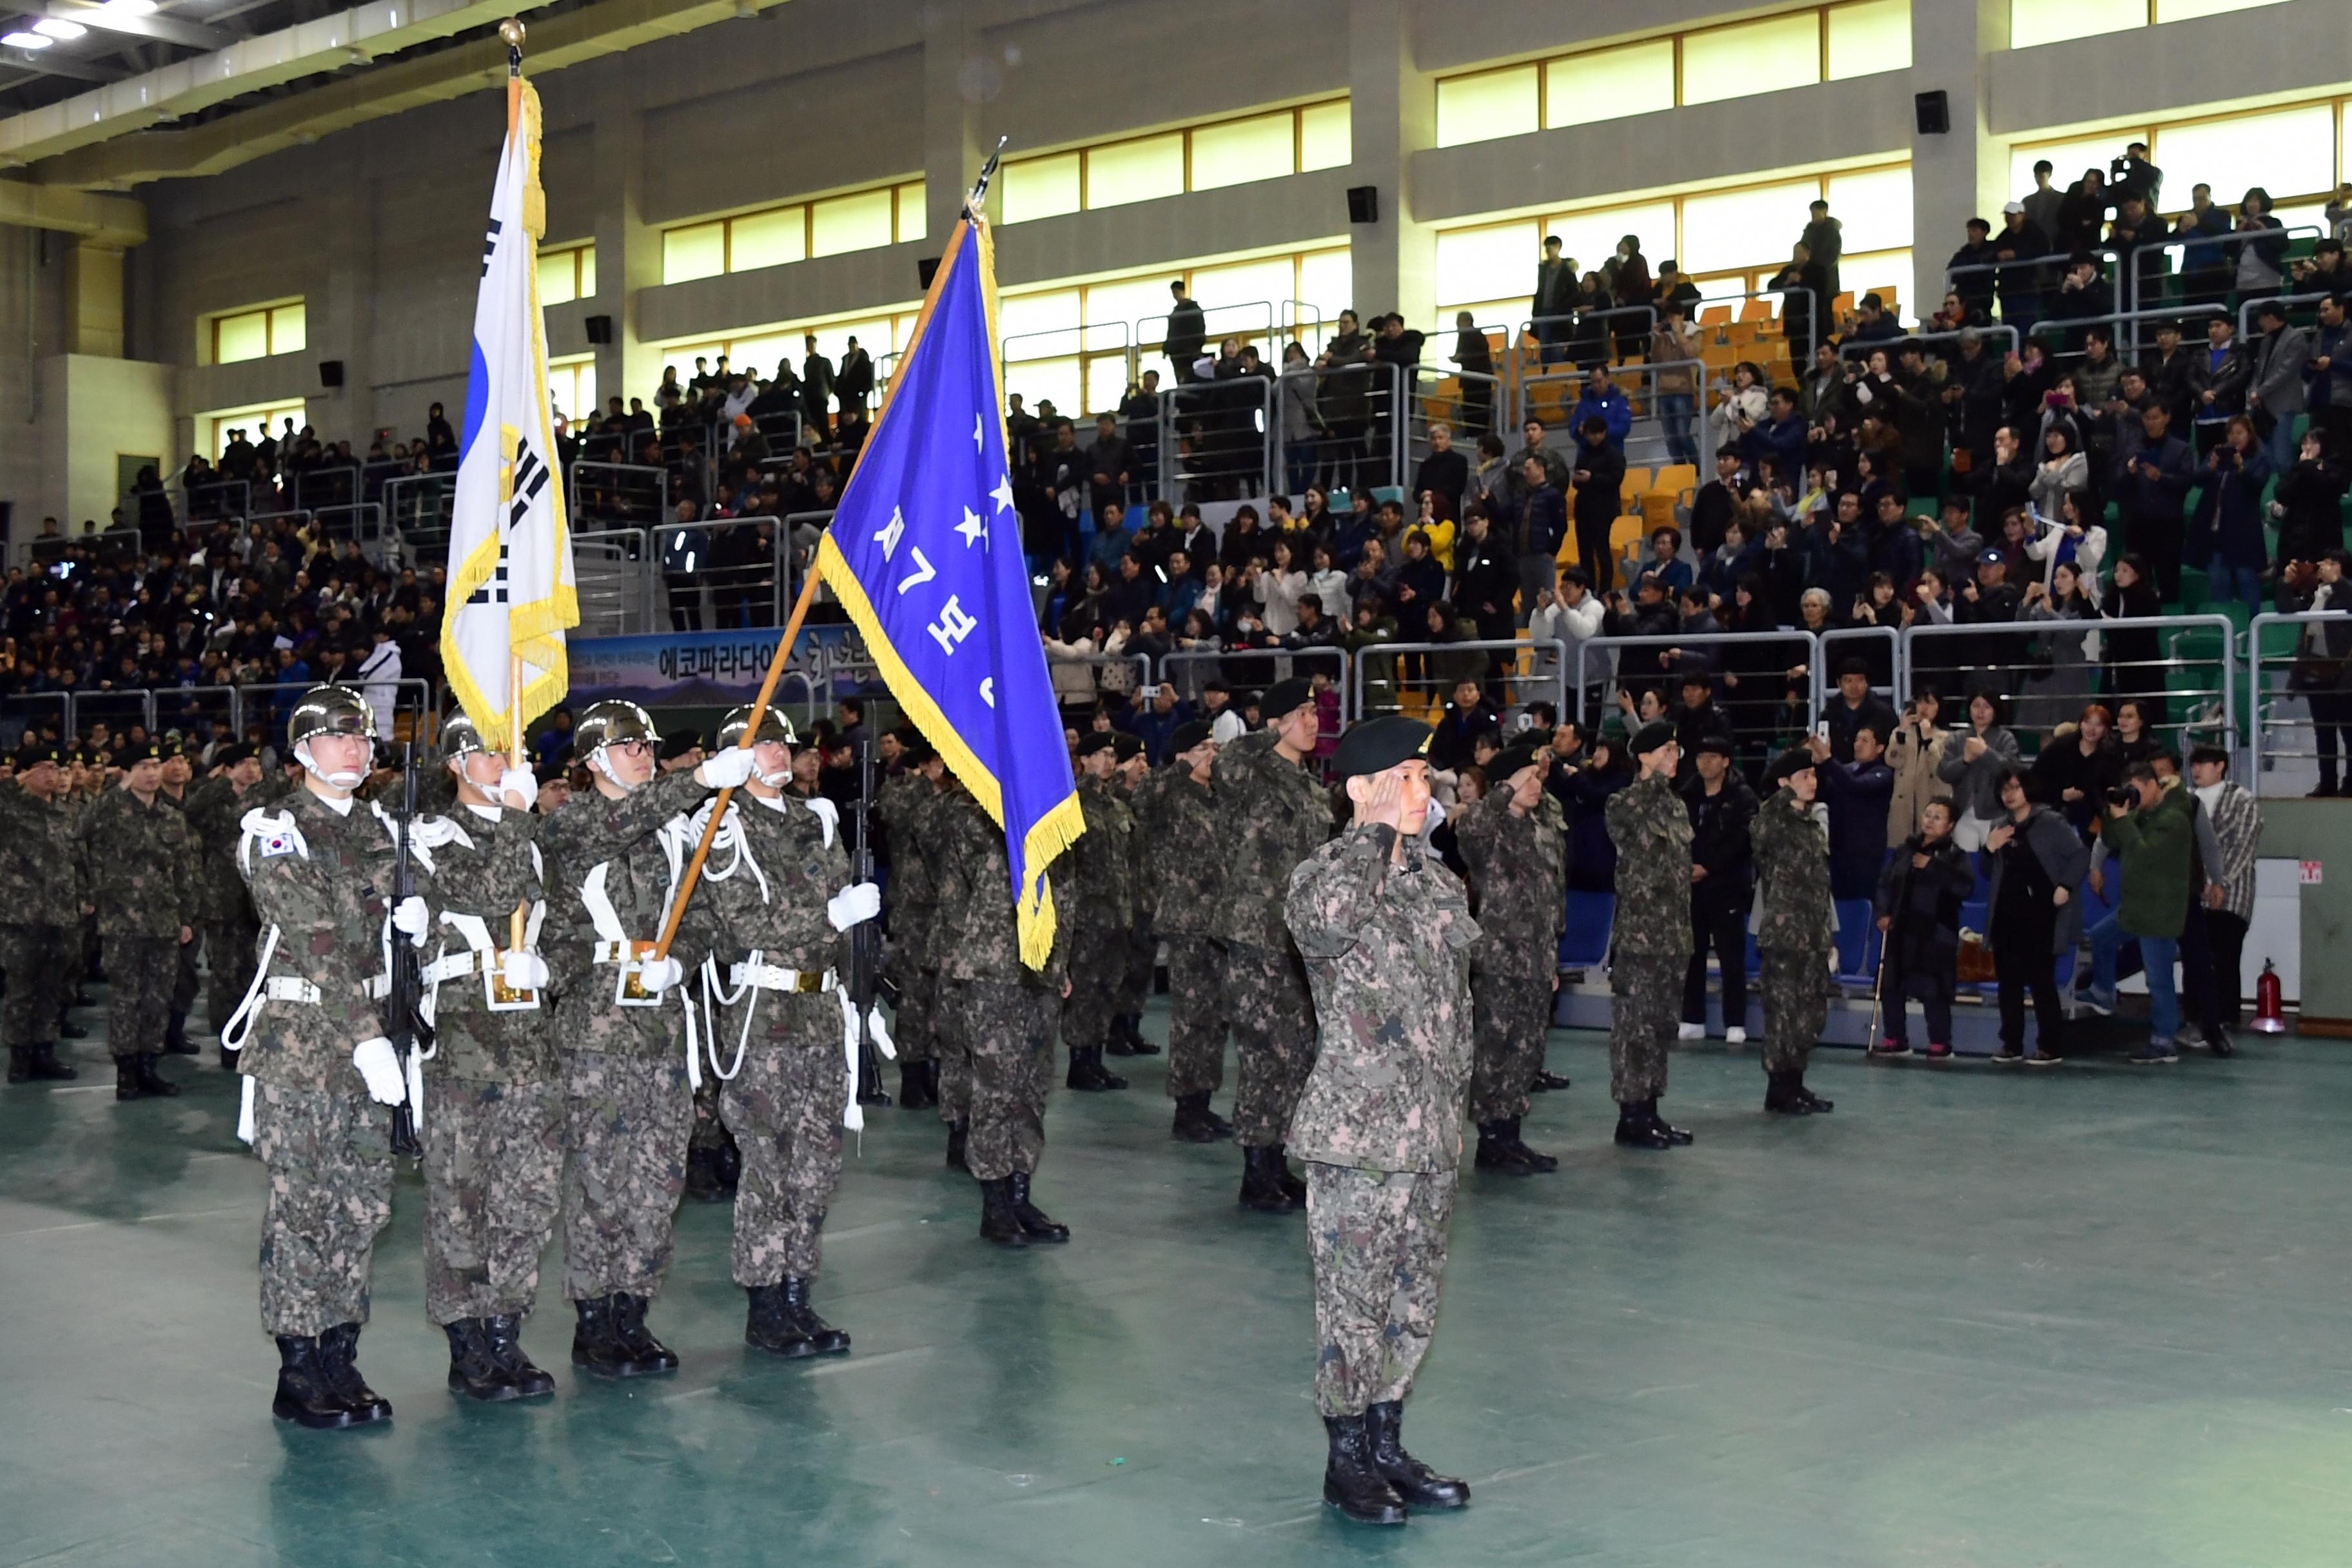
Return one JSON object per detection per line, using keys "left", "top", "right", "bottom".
{"left": 6, "top": 1004, "right": 2351, "bottom": 1568}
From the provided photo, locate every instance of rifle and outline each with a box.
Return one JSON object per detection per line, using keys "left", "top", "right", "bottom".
{"left": 386, "top": 740, "right": 433, "bottom": 1159}
{"left": 850, "top": 729, "right": 888, "bottom": 1105}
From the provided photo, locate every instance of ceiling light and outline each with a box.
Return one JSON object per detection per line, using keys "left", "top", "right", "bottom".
{"left": 2, "top": 30, "right": 54, "bottom": 47}
{"left": 106, "top": 0, "right": 159, "bottom": 14}
{"left": 32, "top": 17, "right": 87, "bottom": 38}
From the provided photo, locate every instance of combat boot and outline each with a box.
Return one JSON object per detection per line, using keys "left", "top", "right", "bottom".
{"left": 1789, "top": 1072, "right": 1834, "bottom": 1113}
{"left": 1614, "top": 1101, "right": 1673, "bottom": 1150}
{"left": 318, "top": 1323, "right": 393, "bottom": 1423}
{"left": 1529, "top": 1068, "right": 1573, "bottom": 1092}
{"left": 783, "top": 1276, "right": 851, "bottom": 1353}
{"left": 6, "top": 1046, "right": 26, "bottom": 1084}
{"left": 1104, "top": 1017, "right": 1140, "bottom": 1057}
{"left": 1763, "top": 1070, "right": 1812, "bottom": 1115}
{"left": 271, "top": 1335, "right": 356, "bottom": 1430}
{"left": 897, "top": 1059, "right": 937, "bottom": 1109}
{"left": 480, "top": 1314, "right": 554, "bottom": 1396}
{"left": 1200, "top": 1101, "right": 1235, "bottom": 1138}
{"left": 1064, "top": 1045, "right": 1128, "bottom": 1092}
{"left": 1648, "top": 1098, "right": 1694, "bottom": 1144}
{"left": 1170, "top": 1092, "right": 1219, "bottom": 1143}
{"left": 1498, "top": 1118, "right": 1558, "bottom": 1173}
{"left": 609, "top": 1293, "right": 678, "bottom": 1375}
{"left": 945, "top": 1117, "right": 970, "bottom": 1171}
{"left": 1271, "top": 1144, "right": 1308, "bottom": 1204}
{"left": 165, "top": 1010, "right": 197, "bottom": 1055}
{"left": 570, "top": 1296, "right": 634, "bottom": 1378}
{"left": 1237, "top": 1146, "right": 1296, "bottom": 1213}
{"left": 1365, "top": 1400, "right": 1471, "bottom": 1509}
{"left": 745, "top": 1282, "right": 816, "bottom": 1357}
{"left": 445, "top": 1318, "right": 521, "bottom": 1402}
{"left": 684, "top": 1144, "right": 726, "bottom": 1202}
{"left": 114, "top": 1056, "right": 143, "bottom": 1101}
{"left": 1007, "top": 1173, "right": 1069, "bottom": 1243}
{"left": 1475, "top": 1121, "right": 1535, "bottom": 1173}
{"left": 30, "top": 1042, "right": 75, "bottom": 1079}
{"left": 132, "top": 1053, "right": 180, "bottom": 1097}
{"left": 1117, "top": 1015, "right": 1160, "bottom": 1055}
{"left": 1322, "top": 1413, "right": 1409, "bottom": 1526}
{"left": 979, "top": 1177, "right": 1028, "bottom": 1247}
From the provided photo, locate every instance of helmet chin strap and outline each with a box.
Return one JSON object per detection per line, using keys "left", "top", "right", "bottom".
{"left": 754, "top": 763, "right": 792, "bottom": 789}
{"left": 295, "top": 740, "right": 364, "bottom": 790}
{"left": 589, "top": 746, "right": 643, "bottom": 792}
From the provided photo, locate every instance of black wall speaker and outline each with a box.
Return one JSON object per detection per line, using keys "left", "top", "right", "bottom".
{"left": 1915, "top": 90, "right": 1950, "bottom": 135}
{"left": 917, "top": 255, "right": 943, "bottom": 290}
{"left": 1346, "top": 185, "right": 1379, "bottom": 225}
{"left": 318, "top": 359, "right": 344, "bottom": 388}
{"left": 584, "top": 313, "right": 614, "bottom": 345}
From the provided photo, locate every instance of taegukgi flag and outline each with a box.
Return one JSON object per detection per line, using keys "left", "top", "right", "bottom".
{"left": 441, "top": 66, "right": 577, "bottom": 745}
{"left": 815, "top": 208, "right": 1081, "bottom": 968}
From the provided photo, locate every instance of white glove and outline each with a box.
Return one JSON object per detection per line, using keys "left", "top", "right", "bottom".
{"left": 237, "top": 1074, "right": 257, "bottom": 1145}
{"left": 827, "top": 881, "right": 883, "bottom": 932}
{"left": 500, "top": 950, "right": 550, "bottom": 990}
{"left": 636, "top": 955, "right": 686, "bottom": 993}
{"left": 498, "top": 767, "right": 538, "bottom": 809}
{"left": 801, "top": 795, "right": 839, "bottom": 847}
{"left": 351, "top": 1036, "right": 407, "bottom": 1105}
{"left": 391, "top": 896, "right": 431, "bottom": 944}
{"left": 696, "top": 746, "right": 759, "bottom": 790}
{"left": 866, "top": 1003, "right": 897, "bottom": 1061}
{"left": 1421, "top": 798, "right": 1449, "bottom": 834}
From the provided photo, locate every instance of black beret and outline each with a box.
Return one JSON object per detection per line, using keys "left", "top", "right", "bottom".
{"left": 1113, "top": 733, "right": 1144, "bottom": 762}
{"left": 14, "top": 741, "right": 62, "bottom": 769}
{"left": 121, "top": 740, "right": 163, "bottom": 763}
{"left": 1768, "top": 747, "right": 1819, "bottom": 786}
{"left": 1491, "top": 744, "right": 1543, "bottom": 779}
{"left": 1260, "top": 677, "right": 1313, "bottom": 720}
{"left": 1330, "top": 716, "right": 1433, "bottom": 780}
{"left": 1692, "top": 731, "right": 1735, "bottom": 759}
{"left": 898, "top": 730, "right": 936, "bottom": 764}
{"left": 1630, "top": 720, "right": 1678, "bottom": 758}
{"left": 1170, "top": 721, "right": 1213, "bottom": 754}
{"left": 660, "top": 729, "right": 703, "bottom": 761}
{"left": 213, "top": 743, "right": 253, "bottom": 769}
{"left": 156, "top": 736, "right": 188, "bottom": 759}
{"left": 1075, "top": 732, "right": 1118, "bottom": 758}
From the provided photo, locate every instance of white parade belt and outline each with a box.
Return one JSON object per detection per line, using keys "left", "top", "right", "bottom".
{"left": 264, "top": 977, "right": 321, "bottom": 1004}
{"left": 729, "top": 961, "right": 836, "bottom": 995}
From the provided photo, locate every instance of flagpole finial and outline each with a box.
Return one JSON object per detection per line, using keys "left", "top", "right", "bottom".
{"left": 498, "top": 15, "right": 524, "bottom": 70}
{"left": 962, "top": 136, "right": 1008, "bottom": 220}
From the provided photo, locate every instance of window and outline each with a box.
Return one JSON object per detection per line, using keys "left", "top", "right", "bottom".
{"left": 1544, "top": 41, "right": 1673, "bottom": 130}
{"left": 208, "top": 300, "right": 305, "bottom": 364}
{"left": 2014, "top": 0, "right": 2286, "bottom": 48}
{"left": 1435, "top": 64, "right": 1537, "bottom": 148}
{"left": 1825, "top": 166, "right": 1915, "bottom": 253}
{"left": 656, "top": 311, "right": 923, "bottom": 410}
{"left": 659, "top": 179, "right": 925, "bottom": 284}
{"left": 1435, "top": 226, "right": 1537, "bottom": 311}
{"left": 1681, "top": 181, "right": 1819, "bottom": 275}
{"left": 1681, "top": 12, "right": 1822, "bottom": 107}
{"left": 202, "top": 400, "right": 306, "bottom": 460}
{"left": 547, "top": 356, "right": 596, "bottom": 426}
{"left": 999, "top": 99, "right": 1351, "bottom": 219}
{"left": 1825, "top": 0, "right": 1911, "bottom": 79}
{"left": 2014, "top": 96, "right": 2352, "bottom": 225}
{"left": 538, "top": 244, "right": 595, "bottom": 306}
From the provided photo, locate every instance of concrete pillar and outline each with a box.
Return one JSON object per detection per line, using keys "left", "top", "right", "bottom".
{"left": 318, "top": 144, "right": 375, "bottom": 444}
{"left": 1907, "top": 0, "right": 2008, "bottom": 320}
{"left": 593, "top": 83, "right": 657, "bottom": 415}
{"left": 921, "top": 5, "right": 991, "bottom": 248}
{"left": 63, "top": 242, "right": 124, "bottom": 358}
{"left": 1345, "top": 0, "right": 1435, "bottom": 329}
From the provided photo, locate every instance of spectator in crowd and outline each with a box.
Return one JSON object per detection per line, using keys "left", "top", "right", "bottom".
{"left": 1936, "top": 689, "right": 2021, "bottom": 851}
{"left": 1812, "top": 725, "right": 1894, "bottom": 974}
{"left": 2246, "top": 299, "right": 2313, "bottom": 475}
{"left": 1869, "top": 793, "right": 1975, "bottom": 1061}
{"left": 1164, "top": 281, "right": 1206, "bottom": 382}
{"left": 2233, "top": 186, "right": 2289, "bottom": 299}
{"left": 1767, "top": 243, "right": 1823, "bottom": 357}
{"left": 1651, "top": 306, "right": 1701, "bottom": 466}
{"left": 2112, "top": 401, "right": 2195, "bottom": 602}
{"left": 1412, "top": 422, "right": 1468, "bottom": 522}
{"left": 2189, "top": 315, "right": 2248, "bottom": 455}
{"left": 1431, "top": 676, "right": 1500, "bottom": 772}
{"left": 2189, "top": 745, "right": 2261, "bottom": 1046}
{"left": 1984, "top": 767, "right": 2087, "bottom": 1067}
{"left": 1678, "top": 734, "right": 1756, "bottom": 1045}
{"left": 1567, "top": 420, "right": 1622, "bottom": 596}
{"left": 2284, "top": 549, "right": 2352, "bottom": 796}
{"left": 1948, "top": 217, "right": 1999, "bottom": 318}
{"left": 2193, "top": 416, "right": 2273, "bottom": 617}
{"left": 1994, "top": 202, "right": 2052, "bottom": 328}
{"left": 1710, "top": 362, "right": 1770, "bottom": 456}
{"left": 1608, "top": 233, "right": 1652, "bottom": 358}
{"left": 2306, "top": 295, "right": 2352, "bottom": 456}
{"left": 1573, "top": 368, "right": 1632, "bottom": 450}
{"left": 2030, "top": 702, "right": 2121, "bottom": 838}
{"left": 1822, "top": 658, "right": 1897, "bottom": 763}
{"left": 1086, "top": 412, "right": 1133, "bottom": 523}
{"left": 1532, "top": 235, "right": 1579, "bottom": 362}
{"left": 2085, "top": 762, "right": 2194, "bottom": 1064}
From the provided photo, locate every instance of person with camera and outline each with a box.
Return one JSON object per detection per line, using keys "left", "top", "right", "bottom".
{"left": 1984, "top": 767, "right": 2088, "bottom": 1066}
{"left": 2283, "top": 549, "right": 2352, "bottom": 797}
{"left": 2086, "top": 762, "right": 2193, "bottom": 1064}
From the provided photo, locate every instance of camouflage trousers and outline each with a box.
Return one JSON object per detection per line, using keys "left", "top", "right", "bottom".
{"left": 252, "top": 1080, "right": 394, "bottom": 1338}
{"left": 1467, "top": 968, "right": 1551, "bottom": 1124}
{"left": 1117, "top": 918, "right": 1155, "bottom": 1017}
{"left": 0, "top": 923, "right": 69, "bottom": 1048}
{"left": 1227, "top": 941, "right": 1317, "bottom": 1149}
{"left": 422, "top": 1076, "right": 562, "bottom": 1326}
{"left": 1609, "top": 951, "right": 1684, "bottom": 1103}
{"left": 1059, "top": 927, "right": 1126, "bottom": 1054}
{"left": 202, "top": 917, "right": 259, "bottom": 1039}
{"left": 105, "top": 934, "right": 177, "bottom": 1060}
{"left": 172, "top": 928, "right": 200, "bottom": 1018}
{"left": 688, "top": 1073, "right": 729, "bottom": 1153}
{"left": 954, "top": 979, "right": 1055, "bottom": 1182}
{"left": 560, "top": 1048, "right": 692, "bottom": 1303}
{"left": 717, "top": 994, "right": 847, "bottom": 1285}
{"left": 888, "top": 921, "right": 937, "bottom": 1066}
{"left": 1304, "top": 1162, "right": 1457, "bottom": 1418}
{"left": 1163, "top": 935, "right": 1228, "bottom": 1101}
{"left": 937, "top": 996, "right": 972, "bottom": 1127}
{"left": 1758, "top": 946, "right": 1832, "bottom": 1072}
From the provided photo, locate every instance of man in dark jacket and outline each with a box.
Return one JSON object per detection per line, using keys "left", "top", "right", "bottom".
{"left": 1678, "top": 735, "right": 1756, "bottom": 1044}
{"left": 1948, "top": 217, "right": 2001, "bottom": 318}
{"left": 1870, "top": 799, "right": 1975, "bottom": 1059}
{"left": 1566, "top": 421, "right": 1621, "bottom": 596}
{"left": 1164, "top": 282, "right": 1207, "bottom": 383}
{"left": 1451, "top": 511, "right": 1521, "bottom": 646}
{"left": 1813, "top": 726, "right": 1895, "bottom": 973}
{"left": 2188, "top": 317, "right": 2248, "bottom": 455}
{"left": 1823, "top": 660, "right": 1898, "bottom": 763}
{"left": 1986, "top": 767, "right": 2090, "bottom": 1065}
{"left": 1991, "top": 202, "right": 2050, "bottom": 330}
{"left": 835, "top": 337, "right": 875, "bottom": 420}
{"left": 2112, "top": 402, "right": 2195, "bottom": 601}
{"left": 799, "top": 336, "right": 835, "bottom": 436}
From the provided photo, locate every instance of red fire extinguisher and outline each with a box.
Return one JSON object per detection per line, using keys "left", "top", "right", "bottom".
{"left": 2251, "top": 959, "right": 2287, "bottom": 1035}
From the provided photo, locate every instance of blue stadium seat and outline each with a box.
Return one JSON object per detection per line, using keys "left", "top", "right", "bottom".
{"left": 1560, "top": 890, "right": 1615, "bottom": 968}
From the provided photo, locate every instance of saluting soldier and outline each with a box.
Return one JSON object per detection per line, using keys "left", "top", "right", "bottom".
{"left": 932, "top": 777, "right": 1073, "bottom": 1247}
{"left": 0, "top": 741, "right": 84, "bottom": 1084}
{"left": 1106, "top": 732, "right": 1162, "bottom": 1061}
{"left": 1132, "top": 720, "right": 1233, "bottom": 1142}
{"left": 1213, "top": 677, "right": 1334, "bottom": 1214}
{"left": 1604, "top": 721, "right": 1697, "bottom": 1150}
{"left": 184, "top": 744, "right": 280, "bottom": 1069}
{"left": 1060, "top": 732, "right": 1137, "bottom": 1092}
{"left": 535, "top": 700, "right": 749, "bottom": 1377}
{"left": 696, "top": 705, "right": 883, "bottom": 1357}
{"left": 57, "top": 748, "right": 101, "bottom": 1043}
{"left": 1455, "top": 741, "right": 1570, "bottom": 1175}
{"left": 1284, "top": 716, "right": 1476, "bottom": 1529}
{"left": 79, "top": 737, "right": 199, "bottom": 1101}
{"left": 874, "top": 725, "right": 943, "bottom": 1110}
{"left": 1750, "top": 748, "right": 1838, "bottom": 1115}
{"left": 407, "top": 714, "right": 565, "bottom": 1401}
{"left": 156, "top": 738, "right": 206, "bottom": 1057}
{"left": 227, "top": 685, "right": 428, "bottom": 1430}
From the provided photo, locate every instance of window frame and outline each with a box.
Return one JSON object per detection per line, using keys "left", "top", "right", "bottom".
{"left": 207, "top": 299, "right": 306, "bottom": 366}
{"left": 997, "top": 98, "right": 1351, "bottom": 222}
{"left": 658, "top": 178, "right": 926, "bottom": 285}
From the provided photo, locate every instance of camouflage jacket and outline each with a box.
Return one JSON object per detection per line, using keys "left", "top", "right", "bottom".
{"left": 1453, "top": 787, "right": 1569, "bottom": 977}
{"left": 79, "top": 786, "right": 199, "bottom": 937}
{"left": 702, "top": 790, "right": 853, "bottom": 1048}
{"left": 1603, "top": 770, "right": 1694, "bottom": 961}
{"left": 0, "top": 785, "right": 84, "bottom": 929}
{"left": 536, "top": 767, "right": 720, "bottom": 1056}
{"left": 1133, "top": 766, "right": 1222, "bottom": 936}
{"left": 184, "top": 776, "right": 267, "bottom": 925}
{"left": 934, "top": 786, "right": 1067, "bottom": 990}
{"left": 234, "top": 786, "right": 397, "bottom": 1091}
{"left": 1066, "top": 774, "right": 1138, "bottom": 929}
{"left": 415, "top": 803, "right": 551, "bottom": 1082}
{"left": 1749, "top": 787, "right": 1834, "bottom": 953}
{"left": 877, "top": 770, "right": 940, "bottom": 921}
{"left": 1284, "top": 823, "right": 1482, "bottom": 1175}
{"left": 1211, "top": 729, "right": 1333, "bottom": 951}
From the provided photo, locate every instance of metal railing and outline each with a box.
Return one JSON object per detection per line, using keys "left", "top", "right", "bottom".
{"left": 1164, "top": 370, "right": 1276, "bottom": 505}
{"left": 67, "top": 685, "right": 157, "bottom": 738}
{"left": 1003, "top": 322, "right": 1135, "bottom": 418}
{"left": 1403, "top": 366, "right": 1508, "bottom": 491}
{"left": 2023, "top": 301, "right": 2225, "bottom": 362}
{"left": 1834, "top": 325, "right": 2021, "bottom": 364}
{"left": 2248, "top": 609, "right": 2343, "bottom": 797}
{"left": 384, "top": 473, "right": 456, "bottom": 550}
{"left": 651, "top": 516, "right": 792, "bottom": 633}
{"left": 573, "top": 527, "right": 654, "bottom": 637}
{"left": 1355, "top": 636, "right": 1564, "bottom": 725}
{"left": 1163, "top": 646, "right": 1349, "bottom": 727}
{"left": 1039, "top": 649, "right": 1152, "bottom": 712}
{"left": 2237, "top": 289, "right": 2336, "bottom": 340}
{"left": 0, "top": 691, "right": 69, "bottom": 750}
{"left": 1811, "top": 625, "right": 1903, "bottom": 717}
{"left": 1517, "top": 304, "right": 1658, "bottom": 370}
{"left": 1138, "top": 300, "right": 1276, "bottom": 382}
{"left": 184, "top": 478, "right": 253, "bottom": 522}
{"left": 569, "top": 461, "right": 669, "bottom": 530}
{"left": 2128, "top": 224, "right": 2322, "bottom": 316}
{"left": 292, "top": 465, "right": 363, "bottom": 513}
{"left": 159, "top": 684, "right": 238, "bottom": 745}
{"left": 1899, "top": 614, "right": 2235, "bottom": 757}
{"left": 1521, "top": 358, "right": 1703, "bottom": 471}
{"left": 1573, "top": 630, "right": 1818, "bottom": 743}
{"left": 1946, "top": 248, "right": 2120, "bottom": 326}
{"left": 313, "top": 502, "right": 386, "bottom": 558}
{"left": 230, "top": 678, "right": 432, "bottom": 749}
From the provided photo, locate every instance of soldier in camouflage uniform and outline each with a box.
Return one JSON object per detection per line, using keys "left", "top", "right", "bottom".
{"left": 875, "top": 726, "right": 943, "bottom": 1110}
{"left": 407, "top": 714, "right": 565, "bottom": 1402}
{"left": 185, "top": 745, "right": 280, "bottom": 1068}
{"left": 1605, "top": 721, "right": 1696, "bottom": 1150}
{"left": 697, "top": 705, "right": 881, "bottom": 1357}
{"left": 932, "top": 776, "right": 1073, "bottom": 1246}
{"left": 1456, "top": 743, "right": 1569, "bottom": 1175}
{"left": 1213, "top": 678, "right": 1334, "bottom": 1213}
{"left": 80, "top": 738, "right": 199, "bottom": 1101}
{"left": 153, "top": 739, "right": 206, "bottom": 1056}
{"left": 57, "top": 749, "right": 101, "bottom": 1042}
{"left": 0, "top": 742, "right": 83, "bottom": 1084}
{"left": 1284, "top": 716, "right": 1476, "bottom": 1529}
{"left": 228, "top": 685, "right": 422, "bottom": 1430}
{"left": 1750, "top": 749, "right": 1838, "bottom": 1115}
{"left": 1132, "top": 721, "right": 1233, "bottom": 1141}
{"left": 1106, "top": 734, "right": 1163, "bottom": 1060}
{"left": 1060, "top": 732, "right": 1137, "bottom": 1092}
{"left": 536, "top": 700, "right": 744, "bottom": 1377}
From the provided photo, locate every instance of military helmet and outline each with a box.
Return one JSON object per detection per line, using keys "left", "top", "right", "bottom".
{"left": 575, "top": 700, "right": 660, "bottom": 757}
{"left": 288, "top": 684, "right": 377, "bottom": 749}
{"left": 715, "top": 703, "right": 796, "bottom": 750}
{"left": 440, "top": 711, "right": 489, "bottom": 763}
